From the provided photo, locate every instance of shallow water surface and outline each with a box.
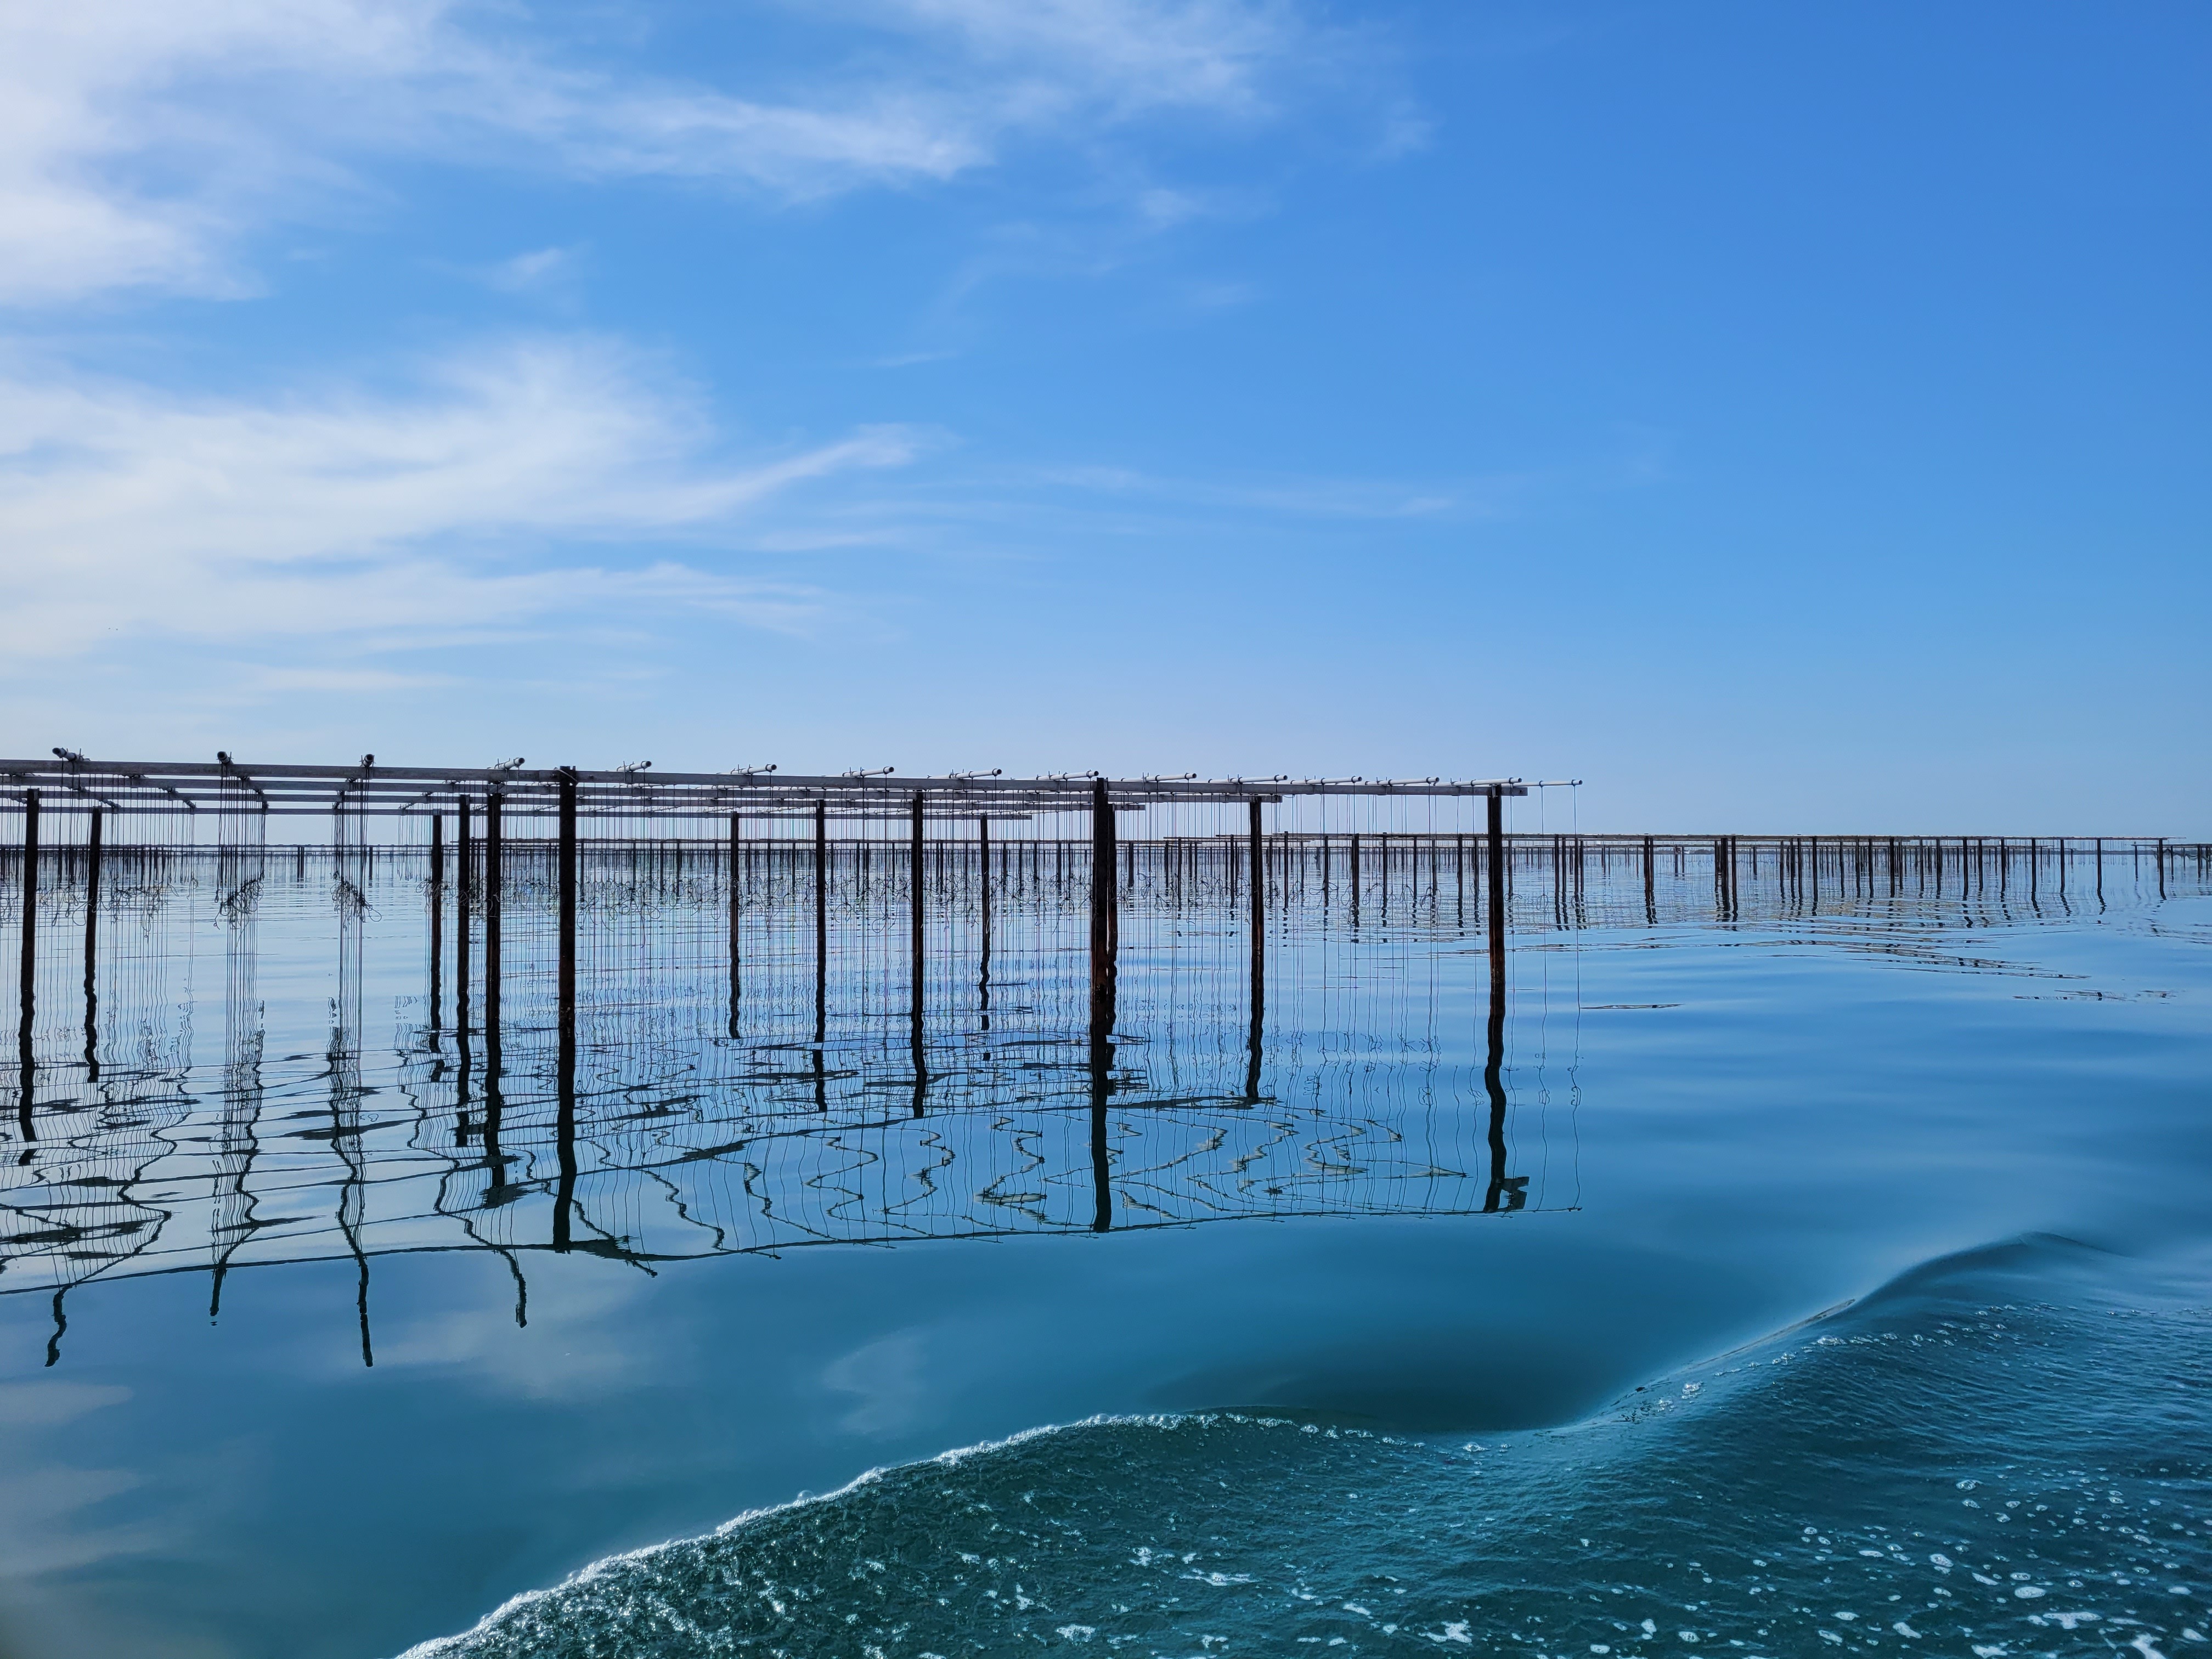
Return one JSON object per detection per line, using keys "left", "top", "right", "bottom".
{"left": 0, "top": 842, "right": 2205, "bottom": 1657}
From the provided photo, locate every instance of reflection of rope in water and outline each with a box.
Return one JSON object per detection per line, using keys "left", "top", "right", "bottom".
{"left": 1, "top": 830, "right": 2204, "bottom": 1339}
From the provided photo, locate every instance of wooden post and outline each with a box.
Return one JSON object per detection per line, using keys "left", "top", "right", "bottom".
{"left": 427, "top": 812, "right": 443, "bottom": 1032}
{"left": 456, "top": 798, "right": 472, "bottom": 1017}
{"left": 727, "top": 812, "right": 741, "bottom": 1038}
{"left": 16, "top": 789, "right": 37, "bottom": 1141}
{"left": 1481, "top": 787, "right": 1519, "bottom": 1211}
{"left": 484, "top": 791, "right": 502, "bottom": 1065}
{"left": 455, "top": 797, "right": 473, "bottom": 1144}
{"left": 1485, "top": 786, "right": 1505, "bottom": 960}
{"left": 1349, "top": 832, "right": 1362, "bottom": 927}
{"left": 82, "top": 808, "right": 101, "bottom": 1080}
{"left": 1245, "top": 798, "right": 1265, "bottom": 1105}
{"left": 1088, "top": 778, "right": 1116, "bottom": 1229}
{"left": 814, "top": 800, "right": 829, "bottom": 1049}
{"left": 554, "top": 770, "right": 578, "bottom": 1252}
{"left": 910, "top": 793, "right": 927, "bottom": 1112}
{"left": 977, "top": 817, "right": 992, "bottom": 1030}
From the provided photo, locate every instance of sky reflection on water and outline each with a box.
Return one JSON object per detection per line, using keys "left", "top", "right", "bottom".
{"left": 0, "top": 843, "right": 2205, "bottom": 1658}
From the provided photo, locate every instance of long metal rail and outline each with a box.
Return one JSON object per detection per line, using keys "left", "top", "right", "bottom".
{"left": 0, "top": 757, "right": 1532, "bottom": 818}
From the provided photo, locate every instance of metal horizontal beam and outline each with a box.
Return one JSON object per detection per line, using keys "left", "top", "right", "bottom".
{"left": 2, "top": 757, "right": 1530, "bottom": 817}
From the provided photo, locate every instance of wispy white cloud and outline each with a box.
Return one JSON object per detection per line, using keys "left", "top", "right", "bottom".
{"left": 0, "top": 336, "right": 921, "bottom": 660}
{"left": 0, "top": 0, "right": 1344, "bottom": 306}
{"left": 482, "top": 245, "right": 583, "bottom": 295}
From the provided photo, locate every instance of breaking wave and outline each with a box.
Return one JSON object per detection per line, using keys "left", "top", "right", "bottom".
{"left": 403, "top": 1235, "right": 2210, "bottom": 1658}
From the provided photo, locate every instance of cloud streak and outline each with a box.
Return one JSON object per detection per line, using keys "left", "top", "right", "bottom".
{"left": 0, "top": 0, "right": 1332, "bottom": 306}
{"left": 0, "top": 337, "right": 920, "bottom": 661}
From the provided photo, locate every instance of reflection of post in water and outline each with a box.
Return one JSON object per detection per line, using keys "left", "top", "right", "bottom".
{"left": 554, "top": 770, "right": 578, "bottom": 1253}
{"left": 977, "top": 816, "right": 992, "bottom": 1031}
{"left": 332, "top": 797, "right": 374, "bottom": 1368}
{"left": 1244, "top": 798, "right": 1264, "bottom": 1105}
{"left": 15, "top": 788, "right": 36, "bottom": 1144}
{"left": 82, "top": 808, "right": 101, "bottom": 1082}
{"left": 909, "top": 792, "right": 928, "bottom": 1116}
{"left": 1089, "top": 778, "right": 1118, "bottom": 1231}
{"left": 211, "top": 849, "right": 264, "bottom": 1320}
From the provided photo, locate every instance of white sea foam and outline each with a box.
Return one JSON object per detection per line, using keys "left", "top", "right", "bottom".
{"left": 393, "top": 1412, "right": 1227, "bottom": 1657}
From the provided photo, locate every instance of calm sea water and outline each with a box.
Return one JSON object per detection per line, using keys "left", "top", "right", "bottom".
{"left": 1, "top": 840, "right": 2205, "bottom": 1658}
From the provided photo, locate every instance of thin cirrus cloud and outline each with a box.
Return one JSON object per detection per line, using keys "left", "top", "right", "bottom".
{"left": 0, "top": 337, "right": 924, "bottom": 663}
{"left": 0, "top": 0, "right": 1325, "bottom": 307}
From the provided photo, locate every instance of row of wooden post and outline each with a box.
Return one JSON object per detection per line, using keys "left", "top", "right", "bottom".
{"left": 11, "top": 781, "right": 1519, "bottom": 1227}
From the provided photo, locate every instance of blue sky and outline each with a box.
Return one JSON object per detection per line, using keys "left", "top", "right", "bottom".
{"left": 1, "top": 2, "right": 2204, "bottom": 831}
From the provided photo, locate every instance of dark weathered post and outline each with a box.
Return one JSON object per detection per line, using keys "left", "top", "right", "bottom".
{"left": 554, "top": 769, "right": 578, "bottom": 1252}
{"left": 82, "top": 807, "right": 101, "bottom": 1080}
{"left": 1642, "top": 833, "right": 1655, "bottom": 925}
{"left": 977, "top": 816, "right": 992, "bottom": 1030}
{"left": 910, "top": 792, "right": 927, "bottom": 1113}
{"left": 427, "top": 812, "right": 443, "bottom": 1031}
{"left": 456, "top": 799, "right": 473, "bottom": 1012}
{"left": 16, "top": 789, "right": 37, "bottom": 1141}
{"left": 455, "top": 798, "right": 472, "bottom": 1141}
{"left": 1349, "top": 832, "right": 1362, "bottom": 927}
{"left": 484, "top": 790, "right": 503, "bottom": 1073}
{"left": 1485, "top": 786, "right": 1505, "bottom": 961}
{"left": 1482, "top": 787, "right": 1518, "bottom": 1210}
{"left": 1088, "top": 777, "right": 1117, "bottom": 1228}
{"left": 727, "top": 812, "right": 741, "bottom": 1038}
{"left": 814, "top": 800, "right": 829, "bottom": 1051}
{"left": 1245, "top": 797, "right": 1265, "bottom": 1105}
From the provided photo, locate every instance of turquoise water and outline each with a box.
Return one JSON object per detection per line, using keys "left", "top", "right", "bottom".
{"left": 0, "top": 847, "right": 2205, "bottom": 1657}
